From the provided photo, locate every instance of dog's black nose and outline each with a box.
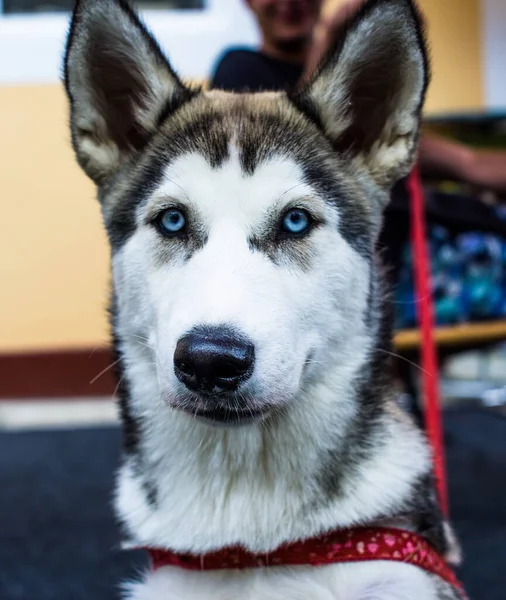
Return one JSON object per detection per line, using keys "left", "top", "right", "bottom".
{"left": 174, "top": 327, "right": 255, "bottom": 394}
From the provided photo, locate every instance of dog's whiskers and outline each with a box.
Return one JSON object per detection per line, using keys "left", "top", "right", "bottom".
{"left": 279, "top": 181, "right": 310, "bottom": 199}
{"left": 375, "top": 348, "right": 431, "bottom": 377}
{"left": 391, "top": 293, "right": 432, "bottom": 305}
{"left": 113, "top": 375, "right": 125, "bottom": 398}
{"left": 304, "top": 358, "right": 326, "bottom": 366}
{"left": 163, "top": 175, "right": 186, "bottom": 195}
{"left": 90, "top": 358, "right": 122, "bottom": 385}
{"left": 129, "top": 333, "right": 154, "bottom": 351}
{"left": 88, "top": 346, "right": 108, "bottom": 358}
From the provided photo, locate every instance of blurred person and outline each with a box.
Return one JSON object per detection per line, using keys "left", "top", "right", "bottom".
{"left": 212, "top": 0, "right": 325, "bottom": 92}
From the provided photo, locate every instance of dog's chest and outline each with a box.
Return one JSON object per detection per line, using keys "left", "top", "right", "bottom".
{"left": 123, "top": 561, "right": 454, "bottom": 600}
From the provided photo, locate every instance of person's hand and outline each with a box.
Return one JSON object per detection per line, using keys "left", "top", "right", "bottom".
{"left": 304, "top": 0, "right": 368, "bottom": 78}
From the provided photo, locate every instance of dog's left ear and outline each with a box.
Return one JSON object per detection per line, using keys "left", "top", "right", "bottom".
{"left": 294, "top": 0, "right": 429, "bottom": 192}
{"left": 64, "top": 0, "right": 196, "bottom": 185}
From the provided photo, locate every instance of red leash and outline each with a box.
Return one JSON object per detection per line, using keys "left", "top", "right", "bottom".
{"left": 407, "top": 166, "right": 449, "bottom": 517}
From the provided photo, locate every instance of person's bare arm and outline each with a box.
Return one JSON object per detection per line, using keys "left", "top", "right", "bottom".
{"left": 419, "top": 134, "right": 506, "bottom": 194}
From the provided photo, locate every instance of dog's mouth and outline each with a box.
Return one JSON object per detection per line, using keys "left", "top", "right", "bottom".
{"left": 178, "top": 404, "right": 269, "bottom": 426}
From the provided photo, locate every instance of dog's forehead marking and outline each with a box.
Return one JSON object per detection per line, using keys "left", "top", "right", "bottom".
{"left": 145, "top": 148, "right": 316, "bottom": 226}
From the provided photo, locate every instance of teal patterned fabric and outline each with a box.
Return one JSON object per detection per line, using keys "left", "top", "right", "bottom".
{"left": 394, "top": 220, "right": 506, "bottom": 328}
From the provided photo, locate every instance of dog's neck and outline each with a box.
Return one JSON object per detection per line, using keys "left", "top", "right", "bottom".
{"left": 113, "top": 313, "right": 431, "bottom": 555}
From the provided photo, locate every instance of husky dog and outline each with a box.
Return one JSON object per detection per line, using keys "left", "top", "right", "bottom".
{"left": 64, "top": 0, "right": 466, "bottom": 598}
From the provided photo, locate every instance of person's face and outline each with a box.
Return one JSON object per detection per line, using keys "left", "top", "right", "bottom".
{"left": 247, "top": 0, "right": 322, "bottom": 48}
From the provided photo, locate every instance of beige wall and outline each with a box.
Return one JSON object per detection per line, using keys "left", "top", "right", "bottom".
{"left": 420, "top": 0, "right": 483, "bottom": 113}
{"left": 0, "top": 85, "right": 110, "bottom": 352}
{"left": 0, "top": 0, "right": 485, "bottom": 353}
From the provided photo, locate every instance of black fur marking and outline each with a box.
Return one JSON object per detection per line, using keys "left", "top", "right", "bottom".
{"left": 151, "top": 214, "right": 209, "bottom": 267}
{"left": 301, "top": 162, "right": 373, "bottom": 260}
{"left": 249, "top": 232, "right": 318, "bottom": 272}
{"left": 155, "top": 88, "right": 201, "bottom": 131}
{"left": 109, "top": 300, "right": 141, "bottom": 455}
{"left": 141, "top": 477, "right": 159, "bottom": 508}
{"left": 162, "top": 110, "right": 230, "bottom": 170}
{"left": 248, "top": 205, "right": 322, "bottom": 271}
{"left": 404, "top": 474, "right": 449, "bottom": 556}
{"left": 288, "top": 94, "right": 325, "bottom": 139}
{"left": 236, "top": 110, "right": 297, "bottom": 176}
{"left": 110, "top": 296, "right": 159, "bottom": 510}
{"left": 105, "top": 154, "right": 169, "bottom": 251}
{"left": 105, "top": 111, "right": 229, "bottom": 252}
{"left": 110, "top": 296, "right": 159, "bottom": 509}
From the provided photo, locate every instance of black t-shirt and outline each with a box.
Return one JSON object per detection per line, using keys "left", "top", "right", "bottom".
{"left": 210, "top": 48, "right": 410, "bottom": 275}
{"left": 211, "top": 48, "right": 304, "bottom": 94}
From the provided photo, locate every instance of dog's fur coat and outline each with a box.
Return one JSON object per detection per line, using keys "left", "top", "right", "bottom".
{"left": 64, "top": 0, "right": 466, "bottom": 598}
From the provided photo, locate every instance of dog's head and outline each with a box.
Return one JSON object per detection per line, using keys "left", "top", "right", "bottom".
{"left": 65, "top": 0, "right": 428, "bottom": 426}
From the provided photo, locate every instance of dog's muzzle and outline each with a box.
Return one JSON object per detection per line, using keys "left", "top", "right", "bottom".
{"left": 173, "top": 326, "right": 260, "bottom": 424}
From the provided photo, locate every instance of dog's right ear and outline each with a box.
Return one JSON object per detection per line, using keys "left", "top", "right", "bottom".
{"left": 64, "top": 0, "right": 196, "bottom": 184}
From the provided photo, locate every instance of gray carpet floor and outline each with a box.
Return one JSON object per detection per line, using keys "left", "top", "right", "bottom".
{"left": 1, "top": 407, "right": 505, "bottom": 599}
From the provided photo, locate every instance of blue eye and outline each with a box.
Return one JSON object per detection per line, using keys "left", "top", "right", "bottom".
{"left": 281, "top": 209, "right": 311, "bottom": 235}
{"left": 157, "top": 209, "right": 186, "bottom": 235}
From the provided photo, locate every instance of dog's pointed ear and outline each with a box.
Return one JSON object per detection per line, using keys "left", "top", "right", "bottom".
{"left": 294, "top": 0, "right": 429, "bottom": 192}
{"left": 64, "top": 0, "right": 196, "bottom": 184}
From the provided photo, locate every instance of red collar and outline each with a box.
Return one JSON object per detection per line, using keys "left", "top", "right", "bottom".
{"left": 145, "top": 527, "right": 464, "bottom": 593}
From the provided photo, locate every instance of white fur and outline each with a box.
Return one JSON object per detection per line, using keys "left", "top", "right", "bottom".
{"left": 124, "top": 561, "right": 440, "bottom": 600}
{"left": 115, "top": 400, "right": 429, "bottom": 553}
